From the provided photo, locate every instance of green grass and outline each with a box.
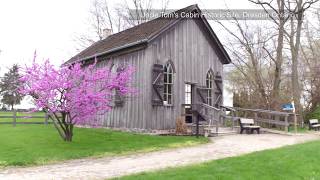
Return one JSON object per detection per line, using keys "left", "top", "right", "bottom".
{"left": 0, "top": 111, "right": 46, "bottom": 122}
{"left": 119, "top": 140, "right": 320, "bottom": 180}
{"left": 0, "top": 125, "right": 207, "bottom": 167}
{"left": 288, "top": 126, "right": 309, "bottom": 133}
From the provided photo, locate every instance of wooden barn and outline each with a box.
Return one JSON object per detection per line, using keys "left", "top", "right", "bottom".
{"left": 65, "top": 4, "right": 231, "bottom": 132}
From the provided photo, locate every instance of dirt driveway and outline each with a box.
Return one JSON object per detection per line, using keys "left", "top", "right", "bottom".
{"left": 0, "top": 133, "right": 319, "bottom": 180}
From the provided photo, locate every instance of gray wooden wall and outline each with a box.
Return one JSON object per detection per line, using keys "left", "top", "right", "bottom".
{"left": 95, "top": 49, "right": 149, "bottom": 129}
{"left": 97, "top": 18, "right": 224, "bottom": 131}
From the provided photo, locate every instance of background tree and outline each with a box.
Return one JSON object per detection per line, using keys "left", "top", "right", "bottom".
{"left": 249, "top": 0, "right": 318, "bottom": 113}
{"left": 75, "top": 0, "right": 170, "bottom": 50}
{"left": 285, "top": 0, "right": 319, "bottom": 114}
{"left": 217, "top": 20, "right": 275, "bottom": 109}
{"left": 0, "top": 64, "right": 24, "bottom": 110}
{"left": 219, "top": 0, "right": 318, "bottom": 112}
{"left": 20, "top": 54, "right": 135, "bottom": 141}
{"left": 248, "top": 0, "right": 289, "bottom": 109}
{"left": 300, "top": 14, "right": 320, "bottom": 114}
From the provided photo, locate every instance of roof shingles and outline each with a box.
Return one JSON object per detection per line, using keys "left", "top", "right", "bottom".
{"left": 65, "top": 4, "right": 231, "bottom": 65}
{"left": 65, "top": 11, "right": 178, "bottom": 64}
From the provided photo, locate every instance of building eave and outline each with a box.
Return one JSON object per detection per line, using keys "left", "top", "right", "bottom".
{"left": 63, "top": 39, "right": 148, "bottom": 66}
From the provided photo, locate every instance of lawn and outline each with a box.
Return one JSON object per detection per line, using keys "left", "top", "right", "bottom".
{"left": 119, "top": 140, "right": 320, "bottom": 180}
{"left": 0, "top": 125, "right": 207, "bottom": 167}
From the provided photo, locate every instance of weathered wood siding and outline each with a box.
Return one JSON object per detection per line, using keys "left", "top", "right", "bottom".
{"left": 95, "top": 49, "right": 150, "bottom": 129}
{"left": 98, "top": 18, "right": 224, "bottom": 130}
{"left": 143, "top": 18, "right": 224, "bottom": 130}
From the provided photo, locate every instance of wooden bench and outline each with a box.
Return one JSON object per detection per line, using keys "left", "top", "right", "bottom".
{"left": 239, "top": 118, "right": 260, "bottom": 134}
{"left": 309, "top": 119, "right": 320, "bottom": 130}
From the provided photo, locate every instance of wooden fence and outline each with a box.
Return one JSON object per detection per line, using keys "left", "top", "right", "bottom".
{"left": 0, "top": 111, "right": 50, "bottom": 126}
{"left": 223, "top": 106, "right": 303, "bottom": 132}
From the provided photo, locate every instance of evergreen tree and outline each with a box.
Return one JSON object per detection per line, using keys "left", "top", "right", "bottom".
{"left": 0, "top": 64, "right": 24, "bottom": 110}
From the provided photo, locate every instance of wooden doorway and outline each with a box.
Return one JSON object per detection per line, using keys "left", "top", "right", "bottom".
{"left": 184, "top": 83, "right": 193, "bottom": 123}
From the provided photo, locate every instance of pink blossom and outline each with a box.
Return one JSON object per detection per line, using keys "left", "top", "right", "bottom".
{"left": 19, "top": 52, "right": 135, "bottom": 140}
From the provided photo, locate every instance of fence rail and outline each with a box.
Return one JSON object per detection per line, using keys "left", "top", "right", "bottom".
{"left": 223, "top": 106, "right": 303, "bottom": 132}
{"left": 0, "top": 111, "right": 50, "bottom": 126}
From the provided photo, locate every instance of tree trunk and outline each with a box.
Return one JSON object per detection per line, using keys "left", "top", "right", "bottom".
{"left": 49, "top": 111, "right": 74, "bottom": 142}
{"left": 271, "top": 0, "right": 285, "bottom": 110}
{"left": 61, "top": 113, "right": 74, "bottom": 142}
{"left": 249, "top": 51, "right": 269, "bottom": 108}
{"left": 290, "top": 0, "right": 304, "bottom": 115}
{"left": 64, "top": 124, "right": 73, "bottom": 142}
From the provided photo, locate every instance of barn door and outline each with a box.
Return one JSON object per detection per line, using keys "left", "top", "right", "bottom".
{"left": 214, "top": 72, "right": 223, "bottom": 107}
{"left": 152, "top": 64, "right": 164, "bottom": 106}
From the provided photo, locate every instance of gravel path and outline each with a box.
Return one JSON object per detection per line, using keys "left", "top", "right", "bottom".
{"left": 0, "top": 133, "right": 319, "bottom": 180}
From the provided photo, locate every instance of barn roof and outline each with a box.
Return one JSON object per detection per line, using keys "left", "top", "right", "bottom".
{"left": 64, "top": 4, "right": 231, "bottom": 65}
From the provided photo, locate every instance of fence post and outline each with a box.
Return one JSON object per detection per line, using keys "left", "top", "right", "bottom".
{"left": 216, "top": 109, "right": 220, "bottom": 134}
{"left": 268, "top": 114, "right": 272, "bottom": 128}
{"left": 254, "top": 112, "right": 258, "bottom": 126}
{"left": 294, "top": 114, "right": 297, "bottom": 133}
{"left": 231, "top": 110, "right": 235, "bottom": 130}
{"left": 299, "top": 115, "right": 304, "bottom": 128}
{"left": 196, "top": 113, "right": 199, "bottom": 138}
{"left": 284, "top": 115, "right": 288, "bottom": 132}
{"left": 45, "top": 112, "right": 49, "bottom": 125}
{"left": 13, "top": 110, "right": 16, "bottom": 127}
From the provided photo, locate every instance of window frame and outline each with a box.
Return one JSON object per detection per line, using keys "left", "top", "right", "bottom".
{"left": 206, "top": 70, "right": 214, "bottom": 106}
{"left": 163, "top": 62, "right": 174, "bottom": 105}
{"left": 185, "top": 83, "right": 192, "bottom": 105}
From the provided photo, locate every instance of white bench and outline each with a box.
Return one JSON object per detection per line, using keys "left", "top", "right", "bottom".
{"left": 239, "top": 118, "right": 260, "bottom": 134}
{"left": 309, "top": 119, "right": 320, "bottom": 130}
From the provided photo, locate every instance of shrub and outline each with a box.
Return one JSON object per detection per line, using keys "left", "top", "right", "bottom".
{"left": 305, "top": 105, "right": 320, "bottom": 122}
{"left": 176, "top": 116, "right": 187, "bottom": 134}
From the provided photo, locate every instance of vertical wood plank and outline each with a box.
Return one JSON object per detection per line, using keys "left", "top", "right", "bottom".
{"left": 45, "top": 112, "right": 49, "bottom": 125}
{"left": 284, "top": 115, "right": 289, "bottom": 132}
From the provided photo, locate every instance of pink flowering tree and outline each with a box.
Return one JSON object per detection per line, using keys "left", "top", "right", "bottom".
{"left": 20, "top": 53, "right": 135, "bottom": 141}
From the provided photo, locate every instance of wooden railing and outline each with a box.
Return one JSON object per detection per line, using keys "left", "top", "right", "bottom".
{"left": 0, "top": 111, "right": 50, "bottom": 126}
{"left": 181, "top": 103, "right": 237, "bottom": 136}
{"left": 191, "top": 103, "right": 222, "bottom": 136}
{"left": 198, "top": 103, "right": 221, "bottom": 122}
{"left": 182, "top": 102, "right": 302, "bottom": 135}
{"left": 220, "top": 105, "right": 237, "bottom": 129}
{"left": 199, "top": 103, "right": 221, "bottom": 134}
{"left": 223, "top": 106, "right": 302, "bottom": 132}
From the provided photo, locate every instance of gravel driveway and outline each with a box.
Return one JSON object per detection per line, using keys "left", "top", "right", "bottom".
{"left": 0, "top": 133, "right": 318, "bottom": 180}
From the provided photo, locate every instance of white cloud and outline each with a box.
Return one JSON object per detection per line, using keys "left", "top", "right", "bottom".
{"left": 0, "top": 0, "right": 257, "bottom": 108}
